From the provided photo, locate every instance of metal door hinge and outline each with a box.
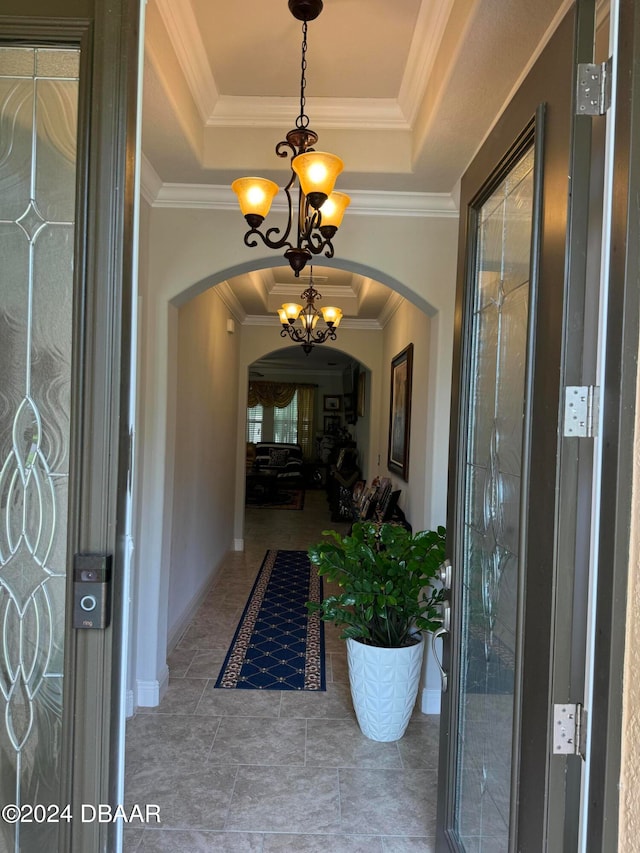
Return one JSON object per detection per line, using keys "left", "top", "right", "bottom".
{"left": 576, "top": 58, "right": 612, "bottom": 116}
{"left": 563, "top": 386, "right": 599, "bottom": 437}
{"left": 553, "top": 703, "right": 587, "bottom": 759}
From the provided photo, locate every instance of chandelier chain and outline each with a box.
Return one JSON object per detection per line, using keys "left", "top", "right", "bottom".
{"left": 296, "top": 20, "right": 310, "bottom": 129}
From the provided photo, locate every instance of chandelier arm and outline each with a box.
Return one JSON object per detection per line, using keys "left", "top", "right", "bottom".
{"left": 243, "top": 226, "right": 293, "bottom": 253}
{"left": 282, "top": 325, "right": 309, "bottom": 344}
{"left": 304, "top": 232, "right": 335, "bottom": 258}
{"left": 311, "top": 327, "right": 337, "bottom": 344}
{"left": 276, "top": 139, "right": 298, "bottom": 160}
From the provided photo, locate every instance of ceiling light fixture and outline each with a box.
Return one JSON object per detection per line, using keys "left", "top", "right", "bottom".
{"left": 231, "top": 0, "right": 350, "bottom": 277}
{"left": 278, "top": 267, "right": 343, "bottom": 354}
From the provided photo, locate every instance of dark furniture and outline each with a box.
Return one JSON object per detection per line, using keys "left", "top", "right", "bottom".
{"left": 326, "top": 446, "right": 361, "bottom": 521}
{"left": 253, "top": 442, "right": 304, "bottom": 485}
{"left": 245, "top": 469, "right": 283, "bottom": 505}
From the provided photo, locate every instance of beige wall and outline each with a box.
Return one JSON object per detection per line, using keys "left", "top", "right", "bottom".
{"left": 380, "top": 299, "right": 435, "bottom": 530}
{"left": 131, "top": 202, "right": 458, "bottom": 705}
{"left": 619, "top": 363, "right": 640, "bottom": 847}
{"left": 166, "top": 287, "right": 240, "bottom": 647}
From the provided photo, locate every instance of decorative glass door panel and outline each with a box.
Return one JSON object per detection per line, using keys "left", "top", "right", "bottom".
{"left": 0, "top": 46, "right": 79, "bottom": 852}
{"left": 455, "top": 145, "right": 535, "bottom": 851}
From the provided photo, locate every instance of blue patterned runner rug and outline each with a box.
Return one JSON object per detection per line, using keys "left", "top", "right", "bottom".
{"left": 214, "top": 550, "right": 325, "bottom": 690}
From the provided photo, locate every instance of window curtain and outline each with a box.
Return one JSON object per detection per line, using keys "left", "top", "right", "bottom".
{"left": 296, "top": 385, "right": 315, "bottom": 460}
{"left": 247, "top": 381, "right": 315, "bottom": 459}
{"left": 248, "top": 381, "right": 296, "bottom": 409}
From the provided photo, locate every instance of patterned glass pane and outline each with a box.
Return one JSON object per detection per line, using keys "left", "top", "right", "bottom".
{"left": 0, "top": 47, "right": 79, "bottom": 853}
{"left": 454, "top": 145, "right": 535, "bottom": 851}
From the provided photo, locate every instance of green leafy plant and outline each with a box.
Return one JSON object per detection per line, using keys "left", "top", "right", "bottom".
{"left": 308, "top": 521, "right": 446, "bottom": 648}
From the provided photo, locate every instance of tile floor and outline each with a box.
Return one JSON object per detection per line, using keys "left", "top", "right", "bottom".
{"left": 124, "top": 489, "right": 440, "bottom": 852}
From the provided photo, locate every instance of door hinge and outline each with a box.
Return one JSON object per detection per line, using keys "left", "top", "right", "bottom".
{"left": 553, "top": 703, "right": 587, "bottom": 759}
{"left": 576, "top": 58, "right": 612, "bottom": 116}
{"left": 563, "top": 385, "right": 599, "bottom": 437}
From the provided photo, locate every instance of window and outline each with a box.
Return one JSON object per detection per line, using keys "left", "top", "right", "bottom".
{"left": 274, "top": 392, "right": 298, "bottom": 443}
{"left": 246, "top": 403, "right": 263, "bottom": 442}
{"left": 247, "top": 393, "right": 298, "bottom": 443}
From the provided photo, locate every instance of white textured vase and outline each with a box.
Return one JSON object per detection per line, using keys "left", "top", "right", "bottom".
{"left": 346, "top": 634, "right": 425, "bottom": 742}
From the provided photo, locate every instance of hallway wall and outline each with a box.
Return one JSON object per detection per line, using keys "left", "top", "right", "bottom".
{"left": 167, "top": 286, "right": 241, "bottom": 649}
{"left": 381, "top": 297, "right": 434, "bottom": 531}
{"left": 132, "top": 204, "right": 458, "bottom": 706}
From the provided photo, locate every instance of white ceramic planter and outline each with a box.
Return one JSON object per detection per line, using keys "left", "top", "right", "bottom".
{"left": 346, "top": 634, "right": 425, "bottom": 742}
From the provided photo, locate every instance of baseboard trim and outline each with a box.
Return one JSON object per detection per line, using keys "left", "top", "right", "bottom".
{"left": 125, "top": 689, "right": 135, "bottom": 718}
{"left": 421, "top": 686, "right": 441, "bottom": 715}
{"left": 136, "top": 665, "right": 169, "bottom": 708}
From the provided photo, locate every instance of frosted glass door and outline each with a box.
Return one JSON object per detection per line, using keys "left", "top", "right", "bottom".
{"left": 0, "top": 46, "right": 79, "bottom": 853}
{"left": 454, "top": 145, "right": 535, "bottom": 852}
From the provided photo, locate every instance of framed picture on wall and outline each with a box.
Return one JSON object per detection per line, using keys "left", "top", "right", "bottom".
{"left": 324, "top": 395, "right": 341, "bottom": 411}
{"left": 387, "top": 343, "right": 413, "bottom": 481}
{"left": 357, "top": 370, "right": 366, "bottom": 417}
{"left": 324, "top": 414, "right": 341, "bottom": 434}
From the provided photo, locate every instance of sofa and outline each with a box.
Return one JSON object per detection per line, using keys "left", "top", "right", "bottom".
{"left": 252, "top": 442, "right": 304, "bottom": 484}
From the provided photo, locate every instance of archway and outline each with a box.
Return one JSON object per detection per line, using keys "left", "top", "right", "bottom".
{"left": 131, "top": 233, "right": 457, "bottom": 709}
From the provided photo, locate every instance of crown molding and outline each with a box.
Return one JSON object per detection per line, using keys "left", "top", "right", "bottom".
{"left": 206, "top": 95, "right": 408, "bottom": 130}
{"left": 269, "top": 283, "right": 358, "bottom": 301}
{"left": 215, "top": 280, "right": 247, "bottom": 323}
{"left": 153, "top": 0, "right": 441, "bottom": 133}
{"left": 243, "top": 315, "right": 381, "bottom": 330}
{"left": 378, "top": 291, "right": 405, "bottom": 328}
{"left": 154, "top": 0, "right": 218, "bottom": 122}
{"left": 140, "top": 155, "right": 163, "bottom": 206}
{"left": 144, "top": 178, "right": 459, "bottom": 219}
{"left": 398, "top": 0, "right": 456, "bottom": 126}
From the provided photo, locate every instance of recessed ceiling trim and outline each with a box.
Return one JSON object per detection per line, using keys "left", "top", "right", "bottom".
{"left": 243, "top": 315, "right": 381, "bottom": 330}
{"left": 206, "top": 95, "right": 409, "bottom": 130}
{"left": 155, "top": 0, "right": 219, "bottom": 121}
{"left": 140, "top": 155, "right": 163, "bottom": 206}
{"left": 269, "top": 283, "right": 358, "bottom": 300}
{"left": 215, "top": 281, "right": 247, "bottom": 323}
{"left": 147, "top": 181, "right": 459, "bottom": 218}
{"left": 399, "top": 0, "right": 456, "bottom": 126}
{"left": 378, "top": 292, "right": 405, "bottom": 328}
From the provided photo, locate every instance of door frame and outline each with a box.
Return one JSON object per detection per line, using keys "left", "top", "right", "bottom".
{"left": 0, "top": 4, "right": 140, "bottom": 851}
{"left": 436, "top": 4, "right": 603, "bottom": 849}
{"left": 587, "top": 0, "right": 640, "bottom": 847}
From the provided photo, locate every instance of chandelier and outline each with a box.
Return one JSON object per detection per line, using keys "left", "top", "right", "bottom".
{"left": 278, "top": 268, "right": 343, "bottom": 354}
{"left": 231, "top": 0, "right": 350, "bottom": 277}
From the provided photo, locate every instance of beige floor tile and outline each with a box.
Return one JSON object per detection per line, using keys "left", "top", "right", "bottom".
{"left": 338, "top": 768, "right": 436, "bottom": 836}
{"left": 225, "top": 765, "right": 341, "bottom": 833}
{"left": 195, "top": 684, "right": 282, "bottom": 717}
{"left": 185, "top": 650, "right": 228, "bottom": 679}
{"left": 137, "top": 829, "right": 264, "bottom": 851}
{"left": 137, "top": 678, "right": 207, "bottom": 715}
{"left": 207, "top": 716, "right": 306, "bottom": 766}
{"left": 127, "top": 489, "right": 442, "bottom": 847}
{"left": 381, "top": 837, "right": 437, "bottom": 852}
{"left": 166, "top": 648, "right": 197, "bottom": 678}
{"left": 306, "top": 718, "right": 403, "bottom": 769}
{"left": 279, "top": 681, "right": 354, "bottom": 720}
{"left": 263, "top": 833, "right": 384, "bottom": 852}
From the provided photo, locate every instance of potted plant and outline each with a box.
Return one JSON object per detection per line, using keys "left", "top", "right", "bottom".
{"left": 308, "top": 520, "right": 446, "bottom": 741}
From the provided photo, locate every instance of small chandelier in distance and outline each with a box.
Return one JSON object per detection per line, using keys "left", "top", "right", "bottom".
{"left": 278, "top": 269, "right": 343, "bottom": 354}
{"left": 231, "top": 0, "right": 350, "bottom": 277}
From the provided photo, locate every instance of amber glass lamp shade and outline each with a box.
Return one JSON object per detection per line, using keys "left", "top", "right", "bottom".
{"left": 320, "top": 306, "right": 343, "bottom": 328}
{"left": 280, "top": 302, "right": 303, "bottom": 324}
{"left": 301, "top": 305, "right": 319, "bottom": 331}
{"left": 231, "top": 177, "right": 279, "bottom": 221}
{"left": 319, "top": 192, "right": 350, "bottom": 230}
{"left": 292, "top": 151, "right": 344, "bottom": 209}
